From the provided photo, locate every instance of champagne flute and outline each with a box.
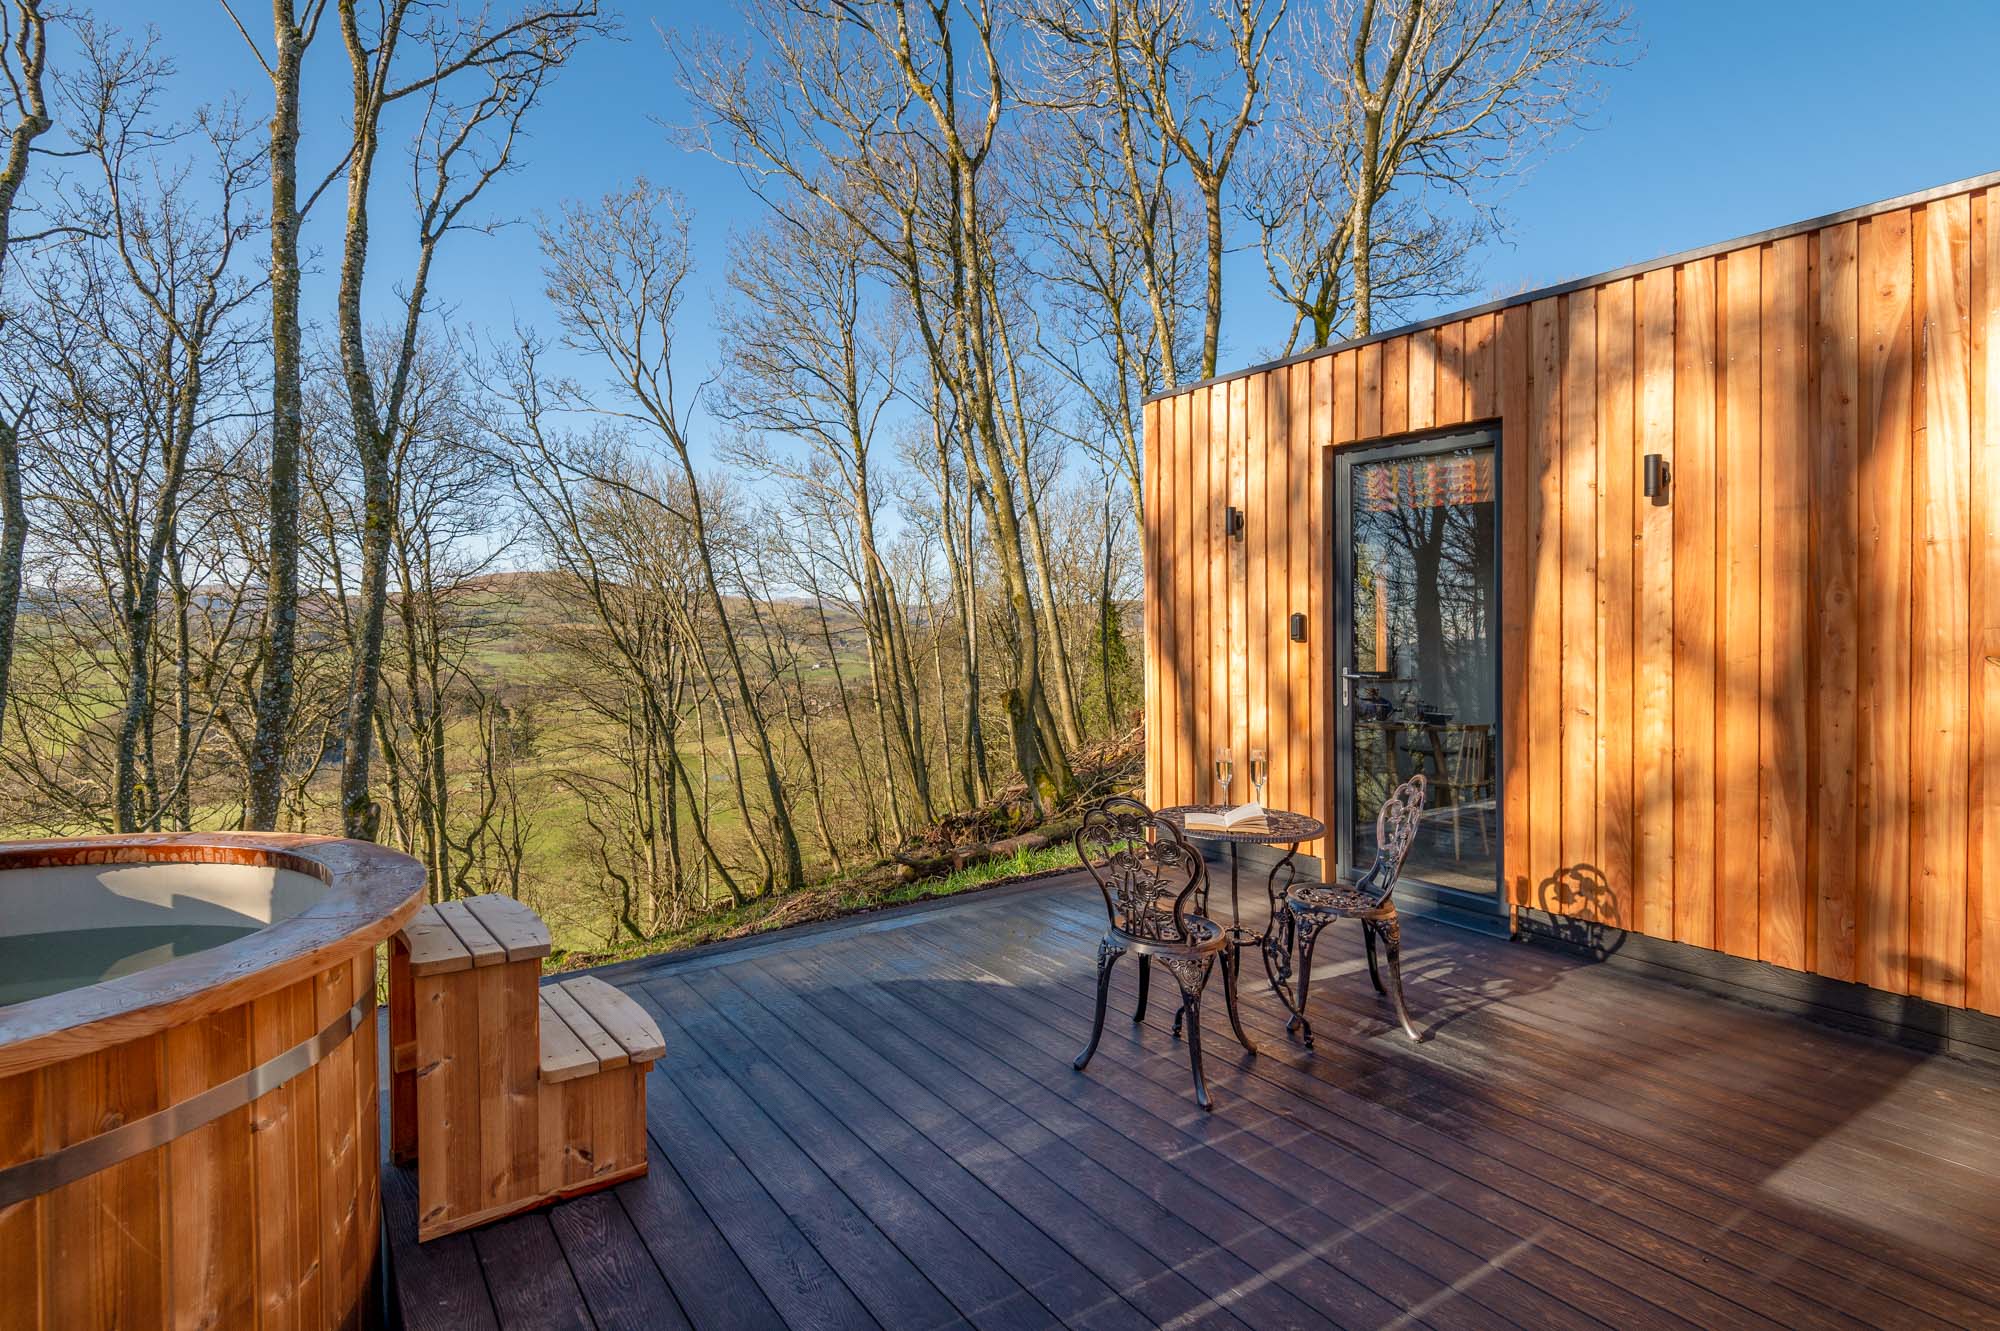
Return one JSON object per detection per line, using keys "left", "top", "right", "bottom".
{"left": 1214, "top": 748, "right": 1233, "bottom": 805}
{"left": 1249, "top": 748, "right": 1268, "bottom": 805}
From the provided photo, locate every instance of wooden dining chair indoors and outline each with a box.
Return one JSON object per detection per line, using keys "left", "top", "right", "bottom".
{"left": 1435, "top": 724, "right": 1493, "bottom": 859}
{"left": 1071, "top": 796, "right": 1254, "bottom": 1110}
{"left": 1263, "top": 775, "right": 1428, "bottom": 1047}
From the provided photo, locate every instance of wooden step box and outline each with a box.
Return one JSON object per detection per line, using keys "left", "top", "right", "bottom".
{"left": 389, "top": 894, "right": 664, "bottom": 1241}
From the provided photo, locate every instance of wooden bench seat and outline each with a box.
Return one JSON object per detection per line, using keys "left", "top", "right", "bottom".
{"left": 388, "top": 895, "right": 661, "bottom": 1241}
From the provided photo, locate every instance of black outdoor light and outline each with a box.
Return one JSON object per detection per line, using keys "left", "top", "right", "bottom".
{"left": 1289, "top": 612, "right": 1307, "bottom": 643}
{"left": 1643, "top": 453, "right": 1670, "bottom": 503}
{"left": 1225, "top": 505, "right": 1245, "bottom": 540}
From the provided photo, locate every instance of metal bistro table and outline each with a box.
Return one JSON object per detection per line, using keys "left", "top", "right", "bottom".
{"left": 1156, "top": 805, "right": 1326, "bottom": 1033}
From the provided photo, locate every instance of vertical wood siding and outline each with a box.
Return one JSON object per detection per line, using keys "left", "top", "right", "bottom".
{"left": 1142, "top": 181, "right": 2000, "bottom": 1017}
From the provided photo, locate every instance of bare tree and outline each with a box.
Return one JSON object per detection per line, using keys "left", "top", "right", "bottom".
{"left": 305, "top": 328, "right": 511, "bottom": 892}
{"left": 901, "top": 363, "right": 990, "bottom": 810}
{"left": 221, "top": 0, "right": 325, "bottom": 829}
{"left": 982, "top": 245, "right": 1090, "bottom": 750}
{"left": 716, "top": 204, "right": 938, "bottom": 826}
{"left": 485, "top": 331, "right": 767, "bottom": 911}
{"left": 1025, "top": 0, "right": 1277, "bottom": 384}
{"left": 537, "top": 183, "right": 807, "bottom": 892}
{"left": 1008, "top": 111, "right": 1193, "bottom": 528}
{"left": 20, "top": 31, "right": 264, "bottom": 830}
{"left": 768, "top": 512, "right": 891, "bottom": 845}
{"left": 1128, "top": 0, "right": 1284, "bottom": 379}
{"left": 1238, "top": 93, "right": 1476, "bottom": 351}
{"left": 677, "top": 0, "right": 1079, "bottom": 816}
{"left": 1307, "top": 0, "right": 1631, "bottom": 336}
{"left": 331, "top": 0, "right": 603, "bottom": 840}
{"left": 0, "top": 0, "right": 55, "bottom": 747}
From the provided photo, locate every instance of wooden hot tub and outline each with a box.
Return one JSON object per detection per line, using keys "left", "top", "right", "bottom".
{"left": 0, "top": 834, "right": 424, "bottom": 1330}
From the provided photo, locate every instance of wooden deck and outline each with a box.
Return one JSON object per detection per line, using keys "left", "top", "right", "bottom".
{"left": 385, "top": 872, "right": 2000, "bottom": 1330}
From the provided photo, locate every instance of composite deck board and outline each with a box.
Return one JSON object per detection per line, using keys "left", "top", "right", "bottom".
{"left": 668, "top": 964, "right": 1157, "bottom": 1331}
{"left": 1013, "top": 895, "right": 2000, "bottom": 1307}
{"left": 633, "top": 999, "right": 970, "bottom": 1330}
{"left": 983, "top": 899, "right": 1988, "bottom": 1329}
{"left": 610, "top": 1147, "right": 786, "bottom": 1331}
{"left": 853, "top": 925, "right": 1593, "bottom": 1331}
{"left": 703, "top": 954, "right": 1241, "bottom": 1331}
{"left": 382, "top": 1151, "right": 498, "bottom": 1331}
{"left": 387, "top": 875, "right": 2000, "bottom": 1330}
{"left": 721, "top": 961, "right": 1296, "bottom": 1330}
{"left": 747, "top": 944, "right": 1391, "bottom": 1331}
{"left": 636, "top": 1049, "right": 883, "bottom": 1331}
{"left": 884, "top": 911, "right": 1808, "bottom": 1319}
{"left": 904, "top": 910, "right": 1823, "bottom": 1331}
{"left": 638, "top": 974, "right": 1059, "bottom": 1331}
{"left": 546, "top": 1192, "right": 691, "bottom": 1331}
{"left": 470, "top": 1213, "right": 591, "bottom": 1331}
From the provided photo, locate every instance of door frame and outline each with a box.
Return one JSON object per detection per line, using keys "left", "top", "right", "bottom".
{"left": 1326, "top": 425, "right": 1506, "bottom": 915}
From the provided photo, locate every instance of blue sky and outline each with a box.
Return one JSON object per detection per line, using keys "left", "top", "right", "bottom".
{"left": 67, "top": 2, "right": 2000, "bottom": 436}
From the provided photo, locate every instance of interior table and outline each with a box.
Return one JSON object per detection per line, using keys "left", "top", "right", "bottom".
{"left": 1354, "top": 718, "right": 1451, "bottom": 785}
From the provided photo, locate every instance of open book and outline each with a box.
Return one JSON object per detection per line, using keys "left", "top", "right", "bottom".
{"left": 1183, "top": 802, "right": 1270, "bottom": 834}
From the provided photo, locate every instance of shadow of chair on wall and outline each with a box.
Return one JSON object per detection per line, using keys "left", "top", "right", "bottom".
{"left": 1530, "top": 863, "right": 1629, "bottom": 964}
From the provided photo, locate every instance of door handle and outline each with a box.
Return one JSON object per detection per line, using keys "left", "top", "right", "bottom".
{"left": 1340, "top": 667, "right": 1391, "bottom": 707}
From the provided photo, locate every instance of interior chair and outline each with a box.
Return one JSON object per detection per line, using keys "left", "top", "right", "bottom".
{"left": 1434, "top": 724, "right": 1493, "bottom": 859}
{"left": 1262, "top": 775, "right": 1428, "bottom": 1047}
{"left": 1071, "top": 796, "right": 1254, "bottom": 1110}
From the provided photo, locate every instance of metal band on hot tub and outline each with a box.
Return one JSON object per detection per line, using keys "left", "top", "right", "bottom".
{"left": 0, "top": 990, "right": 377, "bottom": 1208}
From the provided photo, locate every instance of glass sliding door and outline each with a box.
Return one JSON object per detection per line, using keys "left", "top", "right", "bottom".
{"left": 1333, "top": 430, "right": 1502, "bottom": 906}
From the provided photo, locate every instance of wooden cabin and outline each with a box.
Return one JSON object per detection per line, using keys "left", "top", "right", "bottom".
{"left": 1141, "top": 169, "right": 2000, "bottom": 1028}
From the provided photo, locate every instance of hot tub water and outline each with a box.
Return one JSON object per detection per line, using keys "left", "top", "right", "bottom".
{"left": 0, "top": 922, "right": 263, "bottom": 1006}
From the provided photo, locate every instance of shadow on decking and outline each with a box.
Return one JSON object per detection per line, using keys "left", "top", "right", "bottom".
{"left": 387, "top": 873, "right": 2000, "bottom": 1331}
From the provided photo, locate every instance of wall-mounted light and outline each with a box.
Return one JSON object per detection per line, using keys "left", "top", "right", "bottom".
{"left": 1225, "top": 505, "right": 1245, "bottom": 541}
{"left": 1289, "top": 612, "right": 1307, "bottom": 643}
{"left": 1643, "top": 453, "right": 1670, "bottom": 503}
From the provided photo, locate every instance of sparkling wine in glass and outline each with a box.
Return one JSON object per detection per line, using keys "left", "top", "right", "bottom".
{"left": 1214, "top": 748, "right": 1233, "bottom": 805}
{"left": 1249, "top": 748, "right": 1269, "bottom": 805}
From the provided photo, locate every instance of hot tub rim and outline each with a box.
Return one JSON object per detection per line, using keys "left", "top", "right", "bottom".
{"left": 0, "top": 832, "right": 425, "bottom": 1079}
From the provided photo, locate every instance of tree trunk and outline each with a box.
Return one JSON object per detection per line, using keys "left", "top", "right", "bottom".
{"left": 1352, "top": 103, "right": 1384, "bottom": 338}
{"left": 954, "top": 466, "right": 988, "bottom": 806}
{"left": 882, "top": 586, "right": 935, "bottom": 817}
{"left": 0, "top": 2, "right": 50, "bottom": 748}
{"left": 865, "top": 646, "right": 908, "bottom": 842}
{"left": 857, "top": 512, "right": 933, "bottom": 823}
{"left": 115, "top": 355, "right": 203, "bottom": 830}
{"left": 339, "top": 425, "right": 392, "bottom": 841}
{"left": 0, "top": 420, "right": 25, "bottom": 748}
{"left": 990, "top": 297, "right": 1087, "bottom": 749}
{"left": 1099, "top": 491, "right": 1120, "bottom": 727}
{"left": 786, "top": 665, "right": 843, "bottom": 875}
{"left": 332, "top": 0, "right": 413, "bottom": 842}
{"left": 1199, "top": 185, "right": 1225, "bottom": 377}
{"left": 169, "top": 541, "right": 193, "bottom": 831}
{"left": 682, "top": 629, "right": 779, "bottom": 894}
{"left": 246, "top": 3, "right": 312, "bottom": 830}
{"left": 942, "top": 172, "right": 1074, "bottom": 816}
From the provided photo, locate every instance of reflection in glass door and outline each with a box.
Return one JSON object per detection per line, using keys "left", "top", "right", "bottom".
{"left": 1334, "top": 431, "right": 1500, "bottom": 904}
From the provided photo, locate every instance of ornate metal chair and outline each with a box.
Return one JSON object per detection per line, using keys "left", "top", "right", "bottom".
{"left": 1263, "top": 775, "right": 1428, "bottom": 1047}
{"left": 1071, "top": 796, "right": 1254, "bottom": 1110}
